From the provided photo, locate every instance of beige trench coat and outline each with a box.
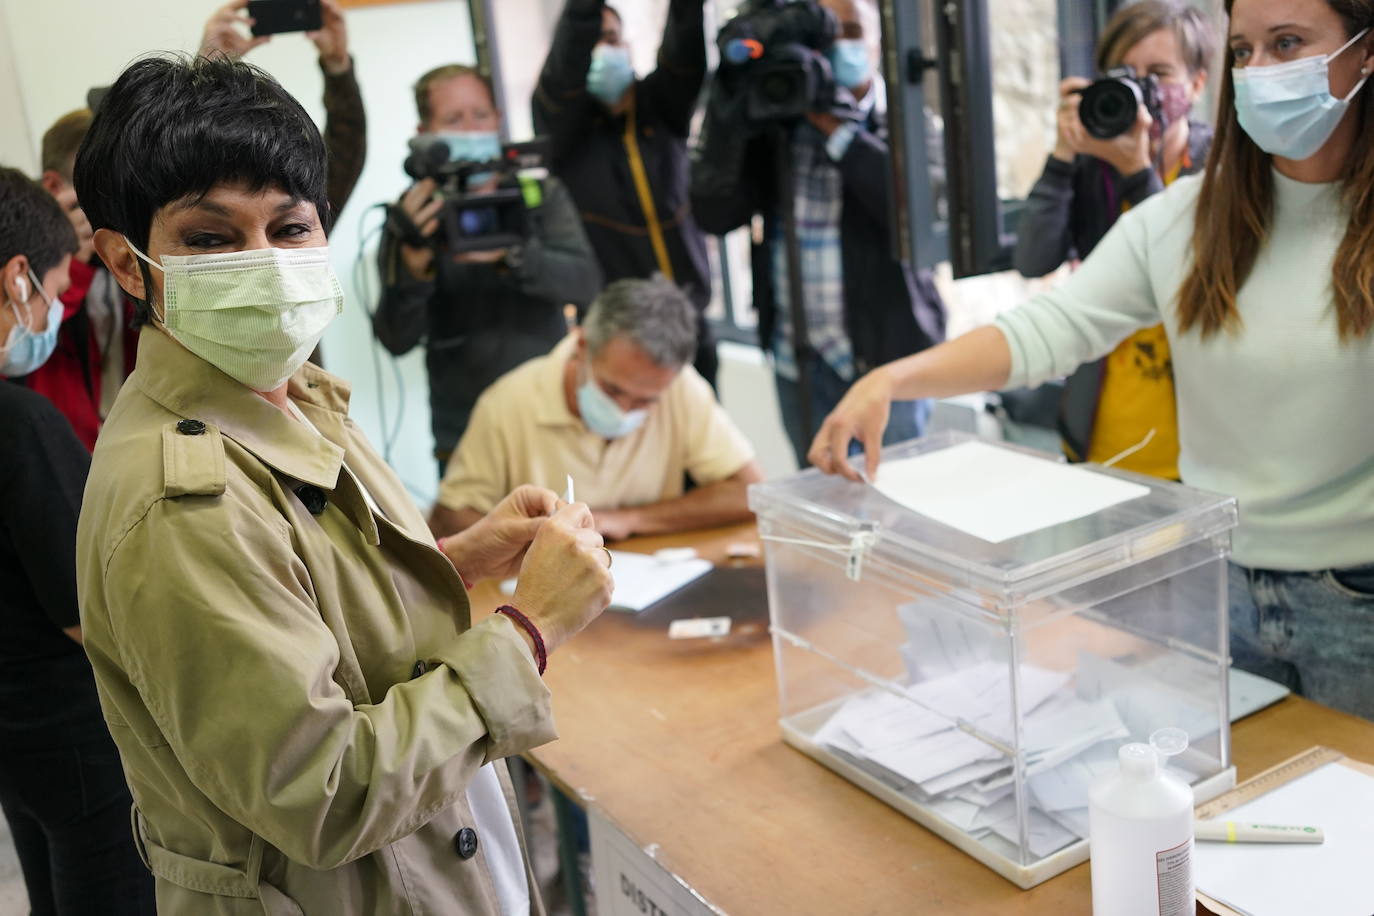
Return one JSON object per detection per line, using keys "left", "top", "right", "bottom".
{"left": 76, "top": 330, "right": 556, "bottom": 914}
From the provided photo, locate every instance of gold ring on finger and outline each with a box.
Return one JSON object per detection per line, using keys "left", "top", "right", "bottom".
{"left": 599, "top": 547, "right": 613, "bottom": 569}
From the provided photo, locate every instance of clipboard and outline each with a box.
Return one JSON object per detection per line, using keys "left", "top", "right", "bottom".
{"left": 1194, "top": 746, "right": 1374, "bottom": 916}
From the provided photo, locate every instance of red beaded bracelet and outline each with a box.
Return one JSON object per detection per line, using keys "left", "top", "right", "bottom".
{"left": 496, "top": 605, "right": 546, "bottom": 676}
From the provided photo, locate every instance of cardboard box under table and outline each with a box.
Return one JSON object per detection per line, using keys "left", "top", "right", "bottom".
{"left": 750, "top": 433, "right": 1240, "bottom": 888}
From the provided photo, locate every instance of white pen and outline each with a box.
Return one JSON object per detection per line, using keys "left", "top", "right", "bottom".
{"left": 1194, "top": 821, "right": 1325, "bottom": 844}
{"left": 564, "top": 474, "right": 575, "bottom": 504}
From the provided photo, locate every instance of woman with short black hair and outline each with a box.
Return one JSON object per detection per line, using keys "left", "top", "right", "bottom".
{"left": 75, "top": 54, "right": 613, "bottom": 914}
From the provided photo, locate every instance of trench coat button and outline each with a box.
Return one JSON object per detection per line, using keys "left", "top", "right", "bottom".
{"left": 294, "top": 484, "right": 328, "bottom": 515}
{"left": 176, "top": 418, "right": 206, "bottom": 436}
{"left": 410, "top": 660, "right": 428, "bottom": 680}
{"left": 454, "top": 827, "right": 479, "bottom": 860}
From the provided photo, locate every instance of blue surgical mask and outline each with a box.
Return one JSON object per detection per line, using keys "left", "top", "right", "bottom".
{"left": 576, "top": 366, "right": 647, "bottom": 439}
{"left": 1233, "top": 28, "right": 1371, "bottom": 160}
{"left": 587, "top": 44, "right": 635, "bottom": 107}
{"left": 437, "top": 131, "right": 502, "bottom": 186}
{"left": 827, "top": 39, "right": 873, "bottom": 91}
{"left": 1, "top": 269, "right": 63, "bottom": 378}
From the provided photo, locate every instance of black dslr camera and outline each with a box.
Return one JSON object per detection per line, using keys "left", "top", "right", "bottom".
{"left": 717, "top": 0, "right": 838, "bottom": 123}
{"left": 399, "top": 136, "right": 546, "bottom": 253}
{"left": 1077, "top": 68, "right": 1162, "bottom": 140}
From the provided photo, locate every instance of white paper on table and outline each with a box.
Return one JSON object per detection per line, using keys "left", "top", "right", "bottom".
{"left": 1027, "top": 742, "right": 1121, "bottom": 812}
{"left": 929, "top": 795, "right": 983, "bottom": 832}
{"left": 500, "top": 550, "right": 711, "bottom": 612}
{"left": 867, "top": 727, "right": 1005, "bottom": 787}
{"left": 896, "top": 602, "right": 993, "bottom": 681}
{"left": 828, "top": 663, "right": 1069, "bottom": 754}
{"left": 870, "top": 441, "right": 1150, "bottom": 543}
{"left": 1194, "top": 762, "right": 1374, "bottom": 916}
{"left": 1077, "top": 651, "right": 1219, "bottom": 740}
{"left": 986, "top": 807, "right": 1081, "bottom": 858}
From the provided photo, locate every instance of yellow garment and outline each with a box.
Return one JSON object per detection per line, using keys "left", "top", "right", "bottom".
{"left": 1084, "top": 159, "right": 1184, "bottom": 479}
{"left": 1084, "top": 323, "right": 1179, "bottom": 477}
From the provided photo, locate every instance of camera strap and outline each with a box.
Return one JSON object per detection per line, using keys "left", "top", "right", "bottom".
{"left": 621, "top": 93, "right": 675, "bottom": 282}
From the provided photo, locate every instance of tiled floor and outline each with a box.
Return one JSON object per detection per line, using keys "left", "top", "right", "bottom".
{"left": 0, "top": 815, "right": 28, "bottom": 916}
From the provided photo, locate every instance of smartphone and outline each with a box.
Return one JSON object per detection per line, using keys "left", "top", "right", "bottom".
{"left": 247, "top": 0, "right": 322, "bottom": 36}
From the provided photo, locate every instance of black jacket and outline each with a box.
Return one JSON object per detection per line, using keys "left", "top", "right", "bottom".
{"left": 690, "top": 83, "right": 945, "bottom": 377}
{"left": 373, "top": 176, "right": 601, "bottom": 458}
{"left": 533, "top": 0, "right": 710, "bottom": 311}
{"left": 1012, "top": 120, "right": 1213, "bottom": 278}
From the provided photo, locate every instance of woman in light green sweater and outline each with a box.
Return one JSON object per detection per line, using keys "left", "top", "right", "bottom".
{"left": 810, "top": 0, "right": 1374, "bottom": 720}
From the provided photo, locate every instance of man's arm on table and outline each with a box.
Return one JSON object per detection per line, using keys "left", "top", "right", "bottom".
{"left": 594, "top": 461, "right": 763, "bottom": 541}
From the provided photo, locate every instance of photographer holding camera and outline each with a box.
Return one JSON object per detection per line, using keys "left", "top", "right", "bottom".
{"left": 691, "top": 0, "right": 945, "bottom": 467}
{"left": 1014, "top": 1, "right": 1217, "bottom": 480}
{"left": 374, "top": 65, "right": 602, "bottom": 473}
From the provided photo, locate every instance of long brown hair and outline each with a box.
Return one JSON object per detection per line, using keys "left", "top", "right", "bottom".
{"left": 1177, "top": 0, "right": 1374, "bottom": 341}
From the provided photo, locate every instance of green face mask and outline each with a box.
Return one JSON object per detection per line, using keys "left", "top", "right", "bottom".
{"left": 127, "top": 239, "right": 343, "bottom": 391}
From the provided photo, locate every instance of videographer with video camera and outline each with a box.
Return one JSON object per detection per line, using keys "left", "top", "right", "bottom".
{"left": 534, "top": 0, "right": 720, "bottom": 388}
{"left": 374, "top": 65, "right": 602, "bottom": 474}
{"left": 691, "top": 0, "right": 946, "bottom": 467}
{"left": 1014, "top": 1, "right": 1217, "bottom": 480}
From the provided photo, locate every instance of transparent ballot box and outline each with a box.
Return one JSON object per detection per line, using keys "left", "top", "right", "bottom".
{"left": 750, "top": 433, "right": 1239, "bottom": 888}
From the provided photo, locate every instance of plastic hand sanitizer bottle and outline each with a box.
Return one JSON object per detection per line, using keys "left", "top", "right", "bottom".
{"left": 1089, "top": 728, "right": 1194, "bottom": 916}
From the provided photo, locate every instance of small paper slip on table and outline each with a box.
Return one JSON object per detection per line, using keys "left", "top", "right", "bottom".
{"left": 750, "top": 432, "right": 1240, "bottom": 889}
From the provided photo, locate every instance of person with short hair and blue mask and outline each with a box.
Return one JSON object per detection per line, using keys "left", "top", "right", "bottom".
{"left": 534, "top": 0, "right": 720, "bottom": 389}
{"left": 431, "top": 276, "right": 761, "bottom": 543}
{"left": 0, "top": 166, "right": 156, "bottom": 915}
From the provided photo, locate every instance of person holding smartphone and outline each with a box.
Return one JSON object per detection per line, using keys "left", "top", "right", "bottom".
{"left": 810, "top": 0, "right": 1374, "bottom": 722}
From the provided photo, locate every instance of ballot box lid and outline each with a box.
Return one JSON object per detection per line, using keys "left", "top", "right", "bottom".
{"left": 748, "top": 432, "right": 1237, "bottom": 605}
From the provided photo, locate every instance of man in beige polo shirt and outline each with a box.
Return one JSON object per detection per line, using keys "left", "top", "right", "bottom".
{"left": 431, "top": 277, "right": 761, "bottom": 541}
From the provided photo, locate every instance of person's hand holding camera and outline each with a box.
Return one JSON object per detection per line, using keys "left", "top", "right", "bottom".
{"left": 449, "top": 174, "right": 510, "bottom": 264}
{"left": 398, "top": 178, "right": 442, "bottom": 279}
{"left": 1052, "top": 76, "right": 1153, "bottom": 178}
{"left": 200, "top": 0, "right": 272, "bottom": 59}
{"left": 307, "top": 0, "right": 350, "bottom": 76}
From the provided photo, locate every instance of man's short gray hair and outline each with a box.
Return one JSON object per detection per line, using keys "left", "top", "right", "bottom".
{"left": 583, "top": 276, "right": 698, "bottom": 368}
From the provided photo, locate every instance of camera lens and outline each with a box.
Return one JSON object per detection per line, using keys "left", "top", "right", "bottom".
{"left": 1079, "top": 78, "right": 1142, "bottom": 140}
{"left": 760, "top": 69, "right": 799, "bottom": 105}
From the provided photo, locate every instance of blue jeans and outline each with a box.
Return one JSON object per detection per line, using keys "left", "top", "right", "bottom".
{"left": 1228, "top": 561, "right": 1374, "bottom": 721}
{"left": 774, "top": 360, "right": 931, "bottom": 467}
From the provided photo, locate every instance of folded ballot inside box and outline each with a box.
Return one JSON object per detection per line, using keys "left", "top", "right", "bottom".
{"left": 748, "top": 432, "right": 1240, "bottom": 889}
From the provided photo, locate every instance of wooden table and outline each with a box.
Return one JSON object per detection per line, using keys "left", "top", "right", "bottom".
{"left": 472, "top": 523, "right": 1374, "bottom": 915}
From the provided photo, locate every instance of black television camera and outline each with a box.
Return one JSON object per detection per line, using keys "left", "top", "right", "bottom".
{"left": 399, "top": 135, "right": 546, "bottom": 253}
{"left": 717, "top": 0, "right": 838, "bottom": 123}
{"left": 1077, "top": 68, "right": 1162, "bottom": 140}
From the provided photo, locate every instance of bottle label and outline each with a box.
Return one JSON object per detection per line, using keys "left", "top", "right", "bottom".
{"left": 1155, "top": 837, "right": 1193, "bottom": 916}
